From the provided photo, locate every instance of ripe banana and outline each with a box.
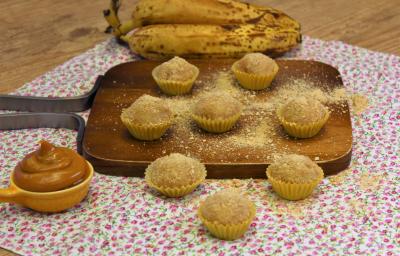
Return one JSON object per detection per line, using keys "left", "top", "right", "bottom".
{"left": 128, "top": 24, "right": 301, "bottom": 60}
{"left": 104, "top": 0, "right": 300, "bottom": 37}
{"left": 130, "top": 0, "right": 300, "bottom": 31}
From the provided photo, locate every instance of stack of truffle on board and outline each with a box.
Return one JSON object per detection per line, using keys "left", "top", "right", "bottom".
{"left": 120, "top": 54, "right": 329, "bottom": 240}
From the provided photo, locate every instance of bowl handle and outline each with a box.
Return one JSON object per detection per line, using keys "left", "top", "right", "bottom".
{"left": 0, "top": 185, "right": 20, "bottom": 204}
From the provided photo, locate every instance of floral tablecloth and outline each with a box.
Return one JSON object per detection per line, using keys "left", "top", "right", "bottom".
{"left": 0, "top": 36, "right": 399, "bottom": 256}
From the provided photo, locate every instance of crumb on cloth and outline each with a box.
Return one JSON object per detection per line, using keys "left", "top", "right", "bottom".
{"left": 351, "top": 94, "right": 369, "bottom": 115}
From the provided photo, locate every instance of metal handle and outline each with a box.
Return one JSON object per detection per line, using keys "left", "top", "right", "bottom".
{"left": 0, "top": 113, "right": 86, "bottom": 154}
{"left": 0, "top": 75, "right": 102, "bottom": 112}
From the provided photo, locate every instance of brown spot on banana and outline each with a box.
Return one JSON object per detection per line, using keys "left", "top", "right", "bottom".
{"left": 220, "top": 24, "right": 240, "bottom": 31}
{"left": 219, "top": 41, "right": 243, "bottom": 47}
{"left": 247, "top": 33, "right": 266, "bottom": 38}
{"left": 216, "top": 0, "right": 235, "bottom": 9}
{"left": 246, "top": 10, "right": 269, "bottom": 24}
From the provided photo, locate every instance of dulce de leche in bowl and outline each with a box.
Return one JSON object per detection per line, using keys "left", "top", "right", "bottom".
{"left": 13, "top": 141, "right": 88, "bottom": 192}
{"left": 0, "top": 141, "right": 93, "bottom": 213}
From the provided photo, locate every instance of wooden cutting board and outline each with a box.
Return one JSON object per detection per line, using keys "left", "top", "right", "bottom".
{"left": 83, "top": 59, "right": 352, "bottom": 178}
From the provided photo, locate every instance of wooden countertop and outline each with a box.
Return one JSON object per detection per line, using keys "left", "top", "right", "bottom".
{"left": 0, "top": 0, "right": 399, "bottom": 255}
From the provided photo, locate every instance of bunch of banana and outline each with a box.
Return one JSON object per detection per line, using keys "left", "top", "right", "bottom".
{"left": 104, "top": 0, "right": 301, "bottom": 59}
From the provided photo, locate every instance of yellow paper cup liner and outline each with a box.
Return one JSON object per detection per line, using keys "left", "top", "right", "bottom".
{"left": 145, "top": 172, "right": 206, "bottom": 198}
{"left": 191, "top": 113, "right": 241, "bottom": 133}
{"left": 231, "top": 61, "right": 279, "bottom": 90}
{"left": 152, "top": 67, "right": 199, "bottom": 95}
{"left": 121, "top": 117, "right": 171, "bottom": 141}
{"left": 266, "top": 168, "right": 324, "bottom": 200}
{"left": 198, "top": 203, "right": 256, "bottom": 240}
{"left": 276, "top": 107, "right": 330, "bottom": 138}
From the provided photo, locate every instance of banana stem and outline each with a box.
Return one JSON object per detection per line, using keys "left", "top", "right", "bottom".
{"left": 103, "top": 0, "right": 134, "bottom": 38}
{"left": 119, "top": 20, "right": 134, "bottom": 35}
{"left": 119, "top": 35, "right": 130, "bottom": 43}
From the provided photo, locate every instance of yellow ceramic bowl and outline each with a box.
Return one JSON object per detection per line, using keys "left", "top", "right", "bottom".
{"left": 0, "top": 161, "right": 94, "bottom": 213}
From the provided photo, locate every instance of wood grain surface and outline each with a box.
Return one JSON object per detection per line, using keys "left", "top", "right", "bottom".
{"left": 0, "top": 0, "right": 398, "bottom": 255}
{"left": 83, "top": 59, "right": 352, "bottom": 178}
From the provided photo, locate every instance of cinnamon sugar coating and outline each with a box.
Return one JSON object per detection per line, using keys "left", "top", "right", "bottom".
{"left": 146, "top": 153, "right": 206, "bottom": 187}
{"left": 121, "top": 94, "right": 172, "bottom": 124}
{"left": 236, "top": 53, "right": 276, "bottom": 75}
{"left": 281, "top": 96, "right": 328, "bottom": 124}
{"left": 154, "top": 56, "right": 198, "bottom": 81}
{"left": 200, "top": 188, "right": 254, "bottom": 225}
{"left": 193, "top": 92, "right": 242, "bottom": 119}
{"left": 267, "top": 154, "right": 323, "bottom": 183}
